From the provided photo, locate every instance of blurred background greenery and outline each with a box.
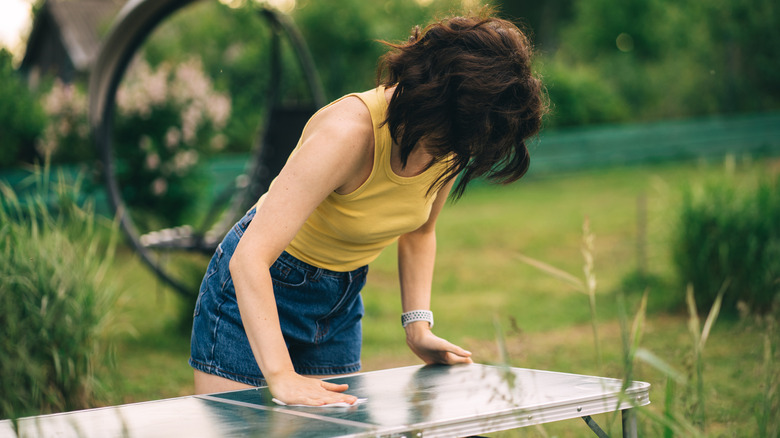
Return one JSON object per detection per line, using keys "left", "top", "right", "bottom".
{"left": 1, "top": 0, "right": 778, "bottom": 435}
{"left": 2, "top": 0, "right": 779, "bottom": 169}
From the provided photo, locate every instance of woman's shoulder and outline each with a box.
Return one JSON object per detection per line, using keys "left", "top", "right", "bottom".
{"left": 293, "top": 94, "right": 375, "bottom": 194}
{"left": 304, "top": 94, "right": 374, "bottom": 144}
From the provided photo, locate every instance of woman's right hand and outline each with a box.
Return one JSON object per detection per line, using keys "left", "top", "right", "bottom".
{"left": 267, "top": 370, "right": 358, "bottom": 406}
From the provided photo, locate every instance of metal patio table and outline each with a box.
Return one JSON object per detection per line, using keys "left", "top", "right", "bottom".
{"left": 0, "top": 364, "right": 650, "bottom": 437}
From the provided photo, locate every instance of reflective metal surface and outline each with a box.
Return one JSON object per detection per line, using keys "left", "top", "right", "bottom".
{"left": 0, "top": 364, "right": 650, "bottom": 437}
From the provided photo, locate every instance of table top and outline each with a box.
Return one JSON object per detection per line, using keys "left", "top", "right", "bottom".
{"left": 0, "top": 363, "right": 650, "bottom": 437}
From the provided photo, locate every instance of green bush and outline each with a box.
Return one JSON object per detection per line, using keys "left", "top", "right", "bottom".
{"left": 0, "top": 166, "right": 121, "bottom": 419}
{"left": 537, "top": 0, "right": 780, "bottom": 125}
{"left": 37, "top": 79, "right": 92, "bottom": 164}
{"left": 141, "top": 1, "right": 274, "bottom": 155}
{"left": 672, "top": 169, "right": 780, "bottom": 316}
{"left": 538, "top": 59, "right": 630, "bottom": 128}
{"left": 112, "top": 57, "right": 231, "bottom": 228}
{"left": 0, "top": 48, "right": 46, "bottom": 167}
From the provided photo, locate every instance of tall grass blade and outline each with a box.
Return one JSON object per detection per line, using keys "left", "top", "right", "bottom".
{"left": 639, "top": 404, "right": 703, "bottom": 438}
{"left": 699, "top": 280, "right": 727, "bottom": 350}
{"left": 619, "top": 290, "right": 649, "bottom": 394}
{"left": 663, "top": 378, "right": 675, "bottom": 438}
{"left": 684, "top": 283, "right": 725, "bottom": 429}
{"left": 630, "top": 291, "right": 649, "bottom": 357}
{"left": 685, "top": 284, "right": 701, "bottom": 347}
{"left": 757, "top": 318, "right": 778, "bottom": 438}
{"left": 634, "top": 348, "right": 687, "bottom": 384}
{"left": 513, "top": 253, "right": 586, "bottom": 293}
{"left": 581, "top": 217, "right": 602, "bottom": 371}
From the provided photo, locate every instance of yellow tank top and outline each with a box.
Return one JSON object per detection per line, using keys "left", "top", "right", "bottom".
{"left": 263, "top": 86, "right": 448, "bottom": 271}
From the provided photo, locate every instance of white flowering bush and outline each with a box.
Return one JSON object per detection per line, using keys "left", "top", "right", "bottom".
{"left": 37, "top": 57, "right": 231, "bottom": 227}
{"left": 112, "top": 57, "right": 231, "bottom": 227}
{"left": 37, "top": 79, "right": 91, "bottom": 163}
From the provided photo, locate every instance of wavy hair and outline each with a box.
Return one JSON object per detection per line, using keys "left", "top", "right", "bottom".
{"left": 377, "top": 10, "right": 547, "bottom": 199}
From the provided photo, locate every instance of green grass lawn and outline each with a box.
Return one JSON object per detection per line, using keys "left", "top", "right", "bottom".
{"left": 99, "top": 157, "right": 779, "bottom": 437}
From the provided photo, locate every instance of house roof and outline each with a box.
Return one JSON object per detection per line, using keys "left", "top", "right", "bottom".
{"left": 50, "top": 0, "right": 125, "bottom": 70}
{"left": 23, "top": 0, "right": 125, "bottom": 74}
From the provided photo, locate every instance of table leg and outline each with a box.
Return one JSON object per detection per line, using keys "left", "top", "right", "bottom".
{"left": 582, "top": 416, "right": 609, "bottom": 438}
{"left": 622, "top": 409, "right": 638, "bottom": 438}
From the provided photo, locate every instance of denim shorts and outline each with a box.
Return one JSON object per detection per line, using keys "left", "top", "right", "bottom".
{"left": 189, "top": 208, "right": 368, "bottom": 386}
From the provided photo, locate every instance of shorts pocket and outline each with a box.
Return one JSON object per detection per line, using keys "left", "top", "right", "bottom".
{"left": 318, "top": 284, "right": 357, "bottom": 322}
{"left": 193, "top": 286, "right": 205, "bottom": 317}
{"left": 270, "top": 258, "right": 307, "bottom": 288}
{"left": 194, "top": 245, "right": 224, "bottom": 317}
{"left": 207, "top": 245, "right": 224, "bottom": 278}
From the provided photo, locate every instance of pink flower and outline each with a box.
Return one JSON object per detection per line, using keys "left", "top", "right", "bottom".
{"left": 165, "top": 127, "right": 181, "bottom": 149}
{"left": 180, "top": 106, "right": 201, "bottom": 145}
{"left": 206, "top": 94, "right": 231, "bottom": 129}
{"left": 151, "top": 177, "right": 168, "bottom": 196}
{"left": 172, "top": 149, "right": 199, "bottom": 175}
{"left": 145, "top": 153, "right": 161, "bottom": 170}
{"left": 146, "top": 66, "right": 169, "bottom": 107}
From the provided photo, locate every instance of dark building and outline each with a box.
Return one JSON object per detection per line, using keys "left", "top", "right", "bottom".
{"left": 20, "top": 0, "right": 124, "bottom": 86}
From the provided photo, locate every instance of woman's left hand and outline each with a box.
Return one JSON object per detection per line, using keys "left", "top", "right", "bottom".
{"left": 405, "top": 321, "right": 474, "bottom": 365}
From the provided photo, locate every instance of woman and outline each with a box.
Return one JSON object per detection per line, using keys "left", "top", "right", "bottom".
{"left": 190, "top": 10, "right": 546, "bottom": 406}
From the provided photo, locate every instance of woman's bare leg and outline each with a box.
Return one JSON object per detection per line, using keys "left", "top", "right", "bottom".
{"left": 193, "top": 369, "right": 256, "bottom": 394}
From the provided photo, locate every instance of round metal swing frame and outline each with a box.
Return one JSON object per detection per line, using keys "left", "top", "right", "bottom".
{"left": 88, "top": 0, "right": 325, "bottom": 298}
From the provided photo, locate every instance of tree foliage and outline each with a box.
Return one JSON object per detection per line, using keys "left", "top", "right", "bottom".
{"left": 14, "top": 0, "right": 777, "bottom": 168}
{"left": 524, "top": 0, "right": 780, "bottom": 126}
{"left": 0, "top": 49, "right": 46, "bottom": 167}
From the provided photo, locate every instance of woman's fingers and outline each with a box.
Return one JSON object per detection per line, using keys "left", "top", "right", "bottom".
{"left": 410, "top": 333, "right": 475, "bottom": 365}
{"left": 270, "top": 374, "right": 357, "bottom": 406}
{"left": 444, "top": 350, "right": 474, "bottom": 364}
{"left": 447, "top": 342, "right": 472, "bottom": 359}
{"left": 434, "top": 338, "right": 472, "bottom": 363}
{"left": 303, "top": 383, "right": 357, "bottom": 405}
{"left": 320, "top": 381, "right": 351, "bottom": 394}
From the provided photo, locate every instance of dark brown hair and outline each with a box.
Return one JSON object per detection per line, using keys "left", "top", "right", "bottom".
{"left": 377, "top": 9, "right": 547, "bottom": 199}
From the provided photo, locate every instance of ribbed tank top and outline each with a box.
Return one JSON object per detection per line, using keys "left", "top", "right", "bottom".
{"left": 262, "top": 86, "right": 448, "bottom": 271}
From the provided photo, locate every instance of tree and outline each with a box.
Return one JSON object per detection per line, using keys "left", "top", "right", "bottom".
{"left": 0, "top": 48, "right": 45, "bottom": 167}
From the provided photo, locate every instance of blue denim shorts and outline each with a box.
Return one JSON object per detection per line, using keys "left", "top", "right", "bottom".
{"left": 189, "top": 208, "right": 368, "bottom": 386}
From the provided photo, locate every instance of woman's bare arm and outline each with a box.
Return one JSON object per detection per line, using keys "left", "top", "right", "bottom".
{"left": 397, "top": 179, "right": 473, "bottom": 365}
{"left": 229, "top": 96, "right": 373, "bottom": 405}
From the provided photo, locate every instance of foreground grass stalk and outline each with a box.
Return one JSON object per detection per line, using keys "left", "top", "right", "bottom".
{"left": 757, "top": 315, "right": 778, "bottom": 437}
{"left": 581, "top": 217, "right": 603, "bottom": 372}
{"left": 617, "top": 290, "right": 648, "bottom": 393}
{"left": 514, "top": 216, "right": 604, "bottom": 370}
{"left": 514, "top": 215, "right": 732, "bottom": 436}
{"left": 684, "top": 283, "right": 725, "bottom": 429}
{"left": 663, "top": 378, "right": 676, "bottom": 438}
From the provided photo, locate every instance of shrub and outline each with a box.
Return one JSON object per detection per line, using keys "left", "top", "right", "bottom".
{"left": 538, "top": 59, "right": 630, "bottom": 128}
{"left": 0, "top": 165, "right": 121, "bottom": 419}
{"left": 0, "top": 48, "right": 46, "bottom": 167}
{"left": 112, "top": 57, "right": 231, "bottom": 228}
{"left": 672, "top": 168, "right": 780, "bottom": 316}
{"left": 37, "top": 79, "right": 91, "bottom": 164}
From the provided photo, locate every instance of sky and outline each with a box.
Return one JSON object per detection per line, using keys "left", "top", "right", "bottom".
{"left": 0, "top": 0, "right": 34, "bottom": 60}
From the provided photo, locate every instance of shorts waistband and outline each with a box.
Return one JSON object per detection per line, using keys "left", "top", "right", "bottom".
{"left": 241, "top": 206, "right": 368, "bottom": 281}
{"left": 277, "top": 251, "right": 368, "bottom": 281}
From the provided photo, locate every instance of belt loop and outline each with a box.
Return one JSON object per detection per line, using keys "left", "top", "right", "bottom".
{"left": 310, "top": 268, "right": 322, "bottom": 281}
